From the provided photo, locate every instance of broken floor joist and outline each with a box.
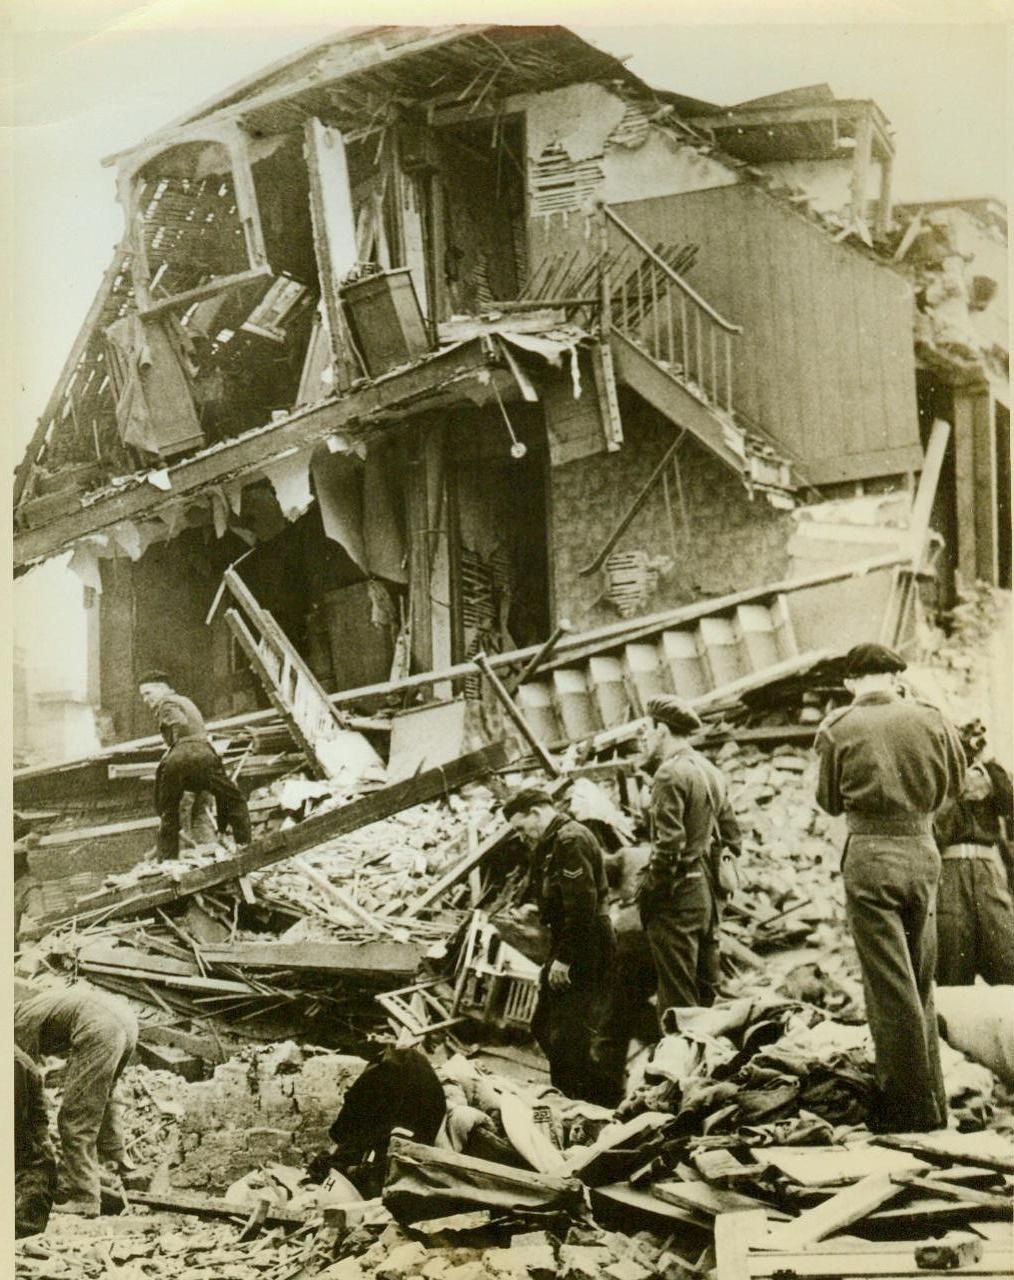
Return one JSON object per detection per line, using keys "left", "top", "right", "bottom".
{"left": 37, "top": 742, "right": 507, "bottom": 929}
{"left": 199, "top": 941, "right": 424, "bottom": 978}
{"left": 14, "top": 339, "right": 503, "bottom": 569}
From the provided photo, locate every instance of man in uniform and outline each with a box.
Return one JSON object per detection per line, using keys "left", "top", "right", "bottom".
{"left": 815, "top": 642, "right": 965, "bottom": 1134}
{"left": 503, "top": 787, "right": 615, "bottom": 1101}
{"left": 138, "top": 671, "right": 251, "bottom": 859}
{"left": 934, "top": 720, "right": 1014, "bottom": 985}
{"left": 638, "top": 696, "right": 742, "bottom": 1021}
{"left": 14, "top": 984, "right": 138, "bottom": 1217}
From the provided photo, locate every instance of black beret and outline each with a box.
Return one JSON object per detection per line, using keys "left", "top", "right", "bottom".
{"left": 502, "top": 786, "right": 554, "bottom": 820}
{"left": 844, "top": 643, "right": 907, "bottom": 677}
{"left": 138, "top": 670, "right": 172, "bottom": 687}
{"left": 645, "top": 695, "right": 702, "bottom": 734}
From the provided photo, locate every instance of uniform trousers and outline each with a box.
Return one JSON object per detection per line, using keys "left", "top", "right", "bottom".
{"left": 936, "top": 846, "right": 1014, "bottom": 986}
{"left": 156, "top": 739, "right": 251, "bottom": 858}
{"left": 843, "top": 834, "right": 947, "bottom": 1133}
{"left": 531, "top": 916, "right": 614, "bottom": 1102}
{"left": 640, "top": 867, "right": 719, "bottom": 1024}
{"left": 15, "top": 992, "right": 138, "bottom": 1208}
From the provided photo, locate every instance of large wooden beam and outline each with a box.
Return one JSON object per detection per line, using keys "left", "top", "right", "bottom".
{"left": 36, "top": 742, "right": 506, "bottom": 929}
{"left": 14, "top": 341, "right": 495, "bottom": 570}
{"left": 952, "top": 386, "right": 996, "bottom": 586}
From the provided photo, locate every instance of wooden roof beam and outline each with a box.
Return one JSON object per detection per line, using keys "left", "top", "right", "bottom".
{"left": 14, "top": 340, "right": 498, "bottom": 571}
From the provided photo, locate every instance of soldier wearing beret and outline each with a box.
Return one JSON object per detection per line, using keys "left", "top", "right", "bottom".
{"left": 503, "top": 787, "right": 615, "bottom": 1101}
{"left": 815, "top": 643, "right": 965, "bottom": 1133}
{"left": 638, "top": 696, "right": 742, "bottom": 1020}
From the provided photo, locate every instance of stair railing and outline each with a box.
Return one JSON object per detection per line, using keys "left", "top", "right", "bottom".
{"left": 599, "top": 203, "right": 742, "bottom": 416}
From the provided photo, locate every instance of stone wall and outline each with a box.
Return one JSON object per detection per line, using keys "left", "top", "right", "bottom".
{"left": 548, "top": 396, "right": 794, "bottom": 631}
{"left": 167, "top": 1042, "right": 366, "bottom": 1193}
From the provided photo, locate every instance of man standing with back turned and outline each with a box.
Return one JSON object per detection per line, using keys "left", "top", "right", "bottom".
{"left": 815, "top": 643, "right": 965, "bottom": 1133}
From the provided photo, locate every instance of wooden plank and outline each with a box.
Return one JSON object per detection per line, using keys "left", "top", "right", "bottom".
{"left": 129, "top": 1189, "right": 305, "bottom": 1225}
{"left": 767, "top": 1175, "right": 905, "bottom": 1250}
{"left": 199, "top": 941, "right": 423, "bottom": 975}
{"left": 909, "top": 419, "right": 950, "bottom": 567}
{"left": 893, "top": 1173, "right": 1013, "bottom": 1210}
{"left": 37, "top": 743, "right": 506, "bottom": 927}
{"left": 591, "top": 1182, "right": 711, "bottom": 1230}
{"left": 748, "top": 1248, "right": 1013, "bottom": 1278}
{"left": 752, "top": 1145, "right": 932, "bottom": 1188}
{"left": 652, "top": 1179, "right": 788, "bottom": 1220}
{"left": 875, "top": 1132, "right": 1014, "bottom": 1175}
{"left": 715, "top": 1211, "right": 769, "bottom": 1280}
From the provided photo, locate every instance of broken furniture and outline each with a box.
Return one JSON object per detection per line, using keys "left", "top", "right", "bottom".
{"left": 340, "top": 268, "right": 430, "bottom": 378}
{"left": 453, "top": 912, "right": 541, "bottom": 1030}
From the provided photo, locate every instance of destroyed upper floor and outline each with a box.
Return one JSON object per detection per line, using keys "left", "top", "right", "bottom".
{"left": 14, "top": 24, "right": 928, "bottom": 575}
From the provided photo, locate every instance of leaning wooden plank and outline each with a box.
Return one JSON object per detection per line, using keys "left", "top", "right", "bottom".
{"left": 752, "top": 1146, "right": 932, "bottom": 1188}
{"left": 715, "top": 1210, "right": 769, "bottom": 1280}
{"left": 128, "top": 1189, "right": 305, "bottom": 1225}
{"left": 767, "top": 1174, "right": 905, "bottom": 1250}
{"left": 37, "top": 743, "right": 507, "bottom": 928}
{"left": 199, "top": 941, "right": 423, "bottom": 978}
{"left": 891, "top": 1173, "right": 1014, "bottom": 1209}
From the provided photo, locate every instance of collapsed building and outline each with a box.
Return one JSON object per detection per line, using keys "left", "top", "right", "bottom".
{"left": 11, "top": 24, "right": 1014, "bottom": 1280}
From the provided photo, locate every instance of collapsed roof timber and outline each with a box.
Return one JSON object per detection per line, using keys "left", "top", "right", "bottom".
{"left": 12, "top": 24, "right": 1010, "bottom": 753}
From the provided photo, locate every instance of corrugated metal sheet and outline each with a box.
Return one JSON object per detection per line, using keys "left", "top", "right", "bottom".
{"left": 613, "top": 186, "right": 922, "bottom": 485}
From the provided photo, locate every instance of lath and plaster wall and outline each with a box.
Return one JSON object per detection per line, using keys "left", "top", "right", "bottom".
{"left": 548, "top": 395, "right": 794, "bottom": 633}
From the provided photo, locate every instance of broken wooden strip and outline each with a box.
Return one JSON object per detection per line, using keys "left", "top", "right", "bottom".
{"left": 137, "top": 1022, "right": 228, "bottom": 1064}
{"left": 752, "top": 1146, "right": 932, "bottom": 1188}
{"left": 293, "top": 856, "right": 399, "bottom": 938}
{"left": 37, "top": 743, "right": 506, "bottom": 928}
{"left": 591, "top": 1181, "right": 712, "bottom": 1233}
{"left": 875, "top": 1132, "right": 1014, "bottom": 1176}
{"left": 128, "top": 1189, "right": 306, "bottom": 1225}
{"left": 891, "top": 1173, "right": 1014, "bottom": 1210}
{"left": 405, "top": 774, "right": 569, "bottom": 917}
{"left": 747, "top": 1246, "right": 1013, "bottom": 1278}
{"left": 652, "top": 1179, "right": 789, "bottom": 1221}
{"left": 767, "top": 1175, "right": 906, "bottom": 1250}
{"left": 199, "top": 941, "right": 423, "bottom": 979}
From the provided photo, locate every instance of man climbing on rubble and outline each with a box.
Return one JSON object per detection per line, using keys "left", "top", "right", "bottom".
{"left": 14, "top": 984, "right": 138, "bottom": 1217}
{"left": 138, "top": 670, "right": 251, "bottom": 859}
{"left": 503, "top": 787, "right": 615, "bottom": 1102}
{"left": 15, "top": 1045, "right": 59, "bottom": 1237}
{"left": 637, "top": 696, "right": 742, "bottom": 1021}
{"left": 815, "top": 642, "right": 965, "bottom": 1134}
{"left": 934, "top": 719, "right": 1014, "bottom": 986}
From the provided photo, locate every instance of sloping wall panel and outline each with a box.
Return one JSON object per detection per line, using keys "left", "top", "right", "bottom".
{"left": 613, "top": 185, "right": 922, "bottom": 485}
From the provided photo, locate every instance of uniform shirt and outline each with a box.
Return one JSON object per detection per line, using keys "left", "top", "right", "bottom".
{"left": 648, "top": 744, "right": 742, "bottom": 887}
{"left": 531, "top": 814, "right": 609, "bottom": 966}
{"left": 14, "top": 986, "right": 134, "bottom": 1060}
{"left": 815, "top": 690, "right": 965, "bottom": 820}
{"left": 935, "top": 758, "right": 1014, "bottom": 849}
{"left": 153, "top": 691, "right": 208, "bottom": 747}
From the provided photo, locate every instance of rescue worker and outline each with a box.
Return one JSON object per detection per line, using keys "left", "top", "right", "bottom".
{"left": 815, "top": 642, "right": 965, "bottom": 1134}
{"left": 15, "top": 1045, "right": 58, "bottom": 1237}
{"left": 305, "top": 1046, "right": 446, "bottom": 1197}
{"left": 138, "top": 671, "right": 251, "bottom": 859}
{"left": 14, "top": 985, "right": 138, "bottom": 1216}
{"left": 503, "top": 786, "right": 615, "bottom": 1102}
{"left": 637, "top": 696, "right": 742, "bottom": 1020}
{"left": 934, "top": 720, "right": 1014, "bottom": 985}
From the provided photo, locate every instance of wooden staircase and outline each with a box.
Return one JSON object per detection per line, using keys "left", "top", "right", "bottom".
{"left": 600, "top": 205, "right": 796, "bottom": 502}
{"left": 514, "top": 589, "right": 810, "bottom": 746}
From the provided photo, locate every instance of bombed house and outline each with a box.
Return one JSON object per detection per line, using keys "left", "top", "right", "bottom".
{"left": 11, "top": 24, "right": 1014, "bottom": 1280}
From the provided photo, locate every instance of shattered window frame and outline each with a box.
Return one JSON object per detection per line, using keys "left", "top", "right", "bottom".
{"left": 116, "top": 122, "right": 273, "bottom": 319}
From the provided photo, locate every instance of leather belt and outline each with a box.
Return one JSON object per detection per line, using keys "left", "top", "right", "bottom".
{"left": 846, "top": 813, "right": 933, "bottom": 836}
{"left": 941, "top": 843, "right": 997, "bottom": 861}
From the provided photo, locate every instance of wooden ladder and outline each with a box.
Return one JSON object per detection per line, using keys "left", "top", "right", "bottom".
{"left": 221, "top": 568, "right": 349, "bottom": 779}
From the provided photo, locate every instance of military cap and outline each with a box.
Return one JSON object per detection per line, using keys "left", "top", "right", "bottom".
{"left": 138, "top": 669, "right": 172, "bottom": 687}
{"left": 844, "top": 643, "right": 907, "bottom": 677}
{"left": 645, "top": 695, "right": 702, "bottom": 734}
{"left": 501, "top": 786, "right": 555, "bottom": 819}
